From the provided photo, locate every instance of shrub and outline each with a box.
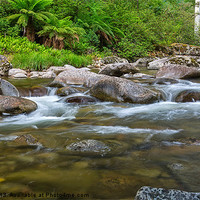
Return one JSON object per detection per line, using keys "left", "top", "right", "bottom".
{"left": 0, "top": 36, "right": 92, "bottom": 70}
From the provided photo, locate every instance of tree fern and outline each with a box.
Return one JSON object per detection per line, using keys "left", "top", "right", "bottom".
{"left": 7, "top": 0, "right": 53, "bottom": 41}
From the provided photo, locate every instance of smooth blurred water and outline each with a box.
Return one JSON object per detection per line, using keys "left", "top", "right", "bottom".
{"left": 0, "top": 78, "right": 200, "bottom": 199}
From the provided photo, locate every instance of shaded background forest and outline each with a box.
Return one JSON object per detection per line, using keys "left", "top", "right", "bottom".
{"left": 0, "top": 0, "right": 197, "bottom": 69}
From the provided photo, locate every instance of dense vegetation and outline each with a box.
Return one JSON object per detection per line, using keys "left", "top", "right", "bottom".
{"left": 0, "top": 0, "right": 197, "bottom": 70}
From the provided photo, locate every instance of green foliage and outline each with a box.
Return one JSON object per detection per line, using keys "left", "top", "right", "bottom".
{"left": 7, "top": 0, "right": 54, "bottom": 41}
{"left": 12, "top": 51, "right": 92, "bottom": 70}
{"left": 0, "top": 36, "right": 92, "bottom": 70}
{"left": 1, "top": 0, "right": 199, "bottom": 63}
{"left": 38, "top": 16, "right": 85, "bottom": 49}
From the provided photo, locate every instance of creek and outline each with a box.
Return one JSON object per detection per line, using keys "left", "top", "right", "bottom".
{"left": 0, "top": 76, "right": 200, "bottom": 199}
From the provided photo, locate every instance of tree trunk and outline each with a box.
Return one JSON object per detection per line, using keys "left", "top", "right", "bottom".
{"left": 195, "top": 0, "right": 200, "bottom": 36}
{"left": 26, "top": 17, "right": 35, "bottom": 42}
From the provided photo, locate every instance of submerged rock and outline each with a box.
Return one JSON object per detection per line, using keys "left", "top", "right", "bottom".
{"left": 56, "top": 86, "right": 79, "bottom": 96}
{"left": 175, "top": 90, "right": 200, "bottom": 102}
{"left": 0, "top": 78, "right": 19, "bottom": 97}
{"left": 0, "top": 55, "right": 12, "bottom": 76}
{"left": 135, "top": 186, "right": 200, "bottom": 200}
{"left": 0, "top": 95, "right": 37, "bottom": 115}
{"left": 14, "top": 134, "right": 40, "bottom": 146}
{"left": 66, "top": 139, "right": 110, "bottom": 153}
{"left": 90, "top": 77, "right": 159, "bottom": 104}
{"left": 156, "top": 64, "right": 200, "bottom": 79}
{"left": 99, "top": 63, "right": 139, "bottom": 77}
{"left": 18, "top": 86, "right": 48, "bottom": 97}
{"left": 64, "top": 95, "right": 97, "bottom": 104}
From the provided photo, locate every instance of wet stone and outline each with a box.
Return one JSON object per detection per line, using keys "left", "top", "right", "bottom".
{"left": 152, "top": 78, "right": 179, "bottom": 85}
{"left": 66, "top": 139, "right": 110, "bottom": 154}
{"left": 135, "top": 186, "right": 200, "bottom": 200}
{"left": 56, "top": 86, "right": 79, "bottom": 96}
{"left": 18, "top": 86, "right": 48, "bottom": 97}
{"left": 64, "top": 95, "right": 98, "bottom": 104}
{"left": 175, "top": 90, "right": 200, "bottom": 102}
{"left": 14, "top": 134, "right": 40, "bottom": 146}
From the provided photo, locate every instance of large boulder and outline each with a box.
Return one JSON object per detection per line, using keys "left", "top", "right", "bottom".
{"left": 0, "top": 55, "right": 12, "bottom": 76}
{"left": 135, "top": 186, "right": 200, "bottom": 200}
{"left": 51, "top": 67, "right": 106, "bottom": 88}
{"left": 156, "top": 64, "right": 200, "bottom": 79}
{"left": 175, "top": 90, "right": 200, "bottom": 102}
{"left": 0, "top": 95, "right": 37, "bottom": 115}
{"left": 90, "top": 77, "right": 159, "bottom": 104}
{"left": 0, "top": 78, "right": 19, "bottom": 97}
{"left": 99, "top": 63, "right": 139, "bottom": 77}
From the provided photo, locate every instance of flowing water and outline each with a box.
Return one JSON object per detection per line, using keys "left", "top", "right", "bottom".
{"left": 1, "top": 77, "right": 200, "bottom": 199}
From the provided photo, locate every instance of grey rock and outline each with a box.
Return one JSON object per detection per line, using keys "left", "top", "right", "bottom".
{"left": 0, "top": 95, "right": 37, "bottom": 115}
{"left": 122, "top": 73, "right": 154, "bottom": 79}
{"left": 13, "top": 73, "right": 27, "bottom": 79}
{"left": 93, "top": 56, "right": 128, "bottom": 68}
{"left": 99, "top": 63, "right": 140, "bottom": 77}
{"left": 40, "top": 71, "right": 56, "bottom": 79}
{"left": 156, "top": 64, "right": 200, "bottom": 79}
{"left": 0, "top": 55, "right": 12, "bottom": 76}
{"left": 90, "top": 76, "right": 159, "bottom": 104}
{"left": 0, "top": 78, "right": 19, "bottom": 97}
{"left": 147, "top": 57, "right": 169, "bottom": 70}
{"left": 148, "top": 56, "right": 200, "bottom": 70}
{"left": 100, "top": 56, "right": 128, "bottom": 65}
{"left": 52, "top": 67, "right": 106, "bottom": 87}
{"left": 8, "top": 68, "right": 27, "bottom": 77}
{"left": 66, "top": 139, "right": 110, "bottom": 153}
{"left": 30, "top": 71, "right": 40, "bottom": 79}
{"left": 47, "top": 65, "right": 75, "bottom": 75}
{"left": 135, "top": 186, "right": 200, "bottom": 200}
{"left": 135, "top": 57, "right": 156, "bottom": 68}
